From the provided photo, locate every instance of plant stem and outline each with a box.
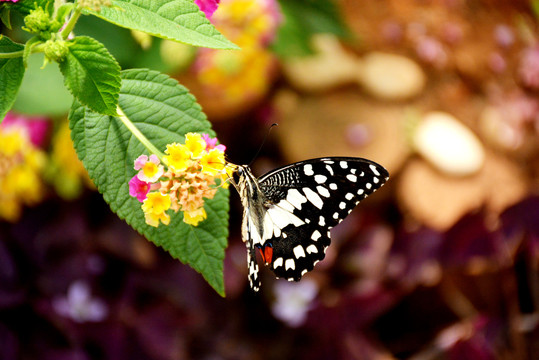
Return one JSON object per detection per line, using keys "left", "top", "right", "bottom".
{"left": 0, "top": 42, "right": 46, "bottom": 59}
{"left": 60, "top": 3, "right": 82, "bottom": 40}
{"left": 116, "top": 105, "right": 165, "bottom": 160}
{"left": 0, "top": 49, "right": 23, "bottom": 58}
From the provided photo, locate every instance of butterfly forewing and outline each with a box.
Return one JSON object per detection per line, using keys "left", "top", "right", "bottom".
{"left": 255, "top": 157, "right": 389, "bottom": 282}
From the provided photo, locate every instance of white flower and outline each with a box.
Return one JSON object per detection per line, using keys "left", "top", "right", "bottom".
{"left": 271, "top": 279, "right": 318, "bottom": 327}
{"left": 52, "top": 280, "right": 108, "bottom": 323}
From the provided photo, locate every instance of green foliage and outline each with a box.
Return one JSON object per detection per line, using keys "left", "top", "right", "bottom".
{"left": 0, "top": 36, "right": 24, "bottom": 121}
{"left": 0, "top": 7, "right": 12, "bottom": 29}
{"left": 85, "top": 0, "right": 239, "bottom": 50}
{"left": 69, "top": 69, "right": 229, "bottom": 296}
{"left": 273, "top": 0, "right": 350, "bottom": 58}
{"left": 74, "top": 15, "right": 140, "bottom": 68}
{"left": 0, "top": 0, "right": 243, "bottom": 295}
{"left": 7, "top": 0, "right": 54, "bottom": 16}
{"left": 59, "top": 36, "right": 121, "bottom": 116}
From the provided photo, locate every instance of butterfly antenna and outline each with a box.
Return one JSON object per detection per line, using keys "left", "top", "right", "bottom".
{"left": 248, "top": 123, "right": 278, "bottom": 166}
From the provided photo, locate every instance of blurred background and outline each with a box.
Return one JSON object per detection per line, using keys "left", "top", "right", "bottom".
{"left": 1, "top": 0, "right": 539, "bottom": 358}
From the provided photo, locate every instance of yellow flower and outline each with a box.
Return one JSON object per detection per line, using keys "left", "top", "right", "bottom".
{"left": 0, "top": 198, "right": 21, "bottom": 222}
{"left": 196, "top": 46, "right": 275, "bottom": 106}
{"left": 142, "top": 191, "right": 171, "bottom": 227}
{"left": 142, "top": 191, "right": 171, "bottom": 217}
{"left": 164, "top": 143, "right": 191, "bottom": 171}
{"left": 26, "top": 150, "right": 46, "bottom": 172}
{"left": 184, "top": 133, "right": 207, "bottom": 158}
{"left": 0, "top": 124, "right": 47, "bottom": 222}
{"left": 1, "top": 130, "right": 27, "bottom": 157}
{"left": 183, "top": 207, "right": 207, "bottom": 226}
{"left": 9, "top": 165, "right": 43, "bottom": 203}
{"left": 200, "top": 149, "right": 225, "bottom": 176}
{"left": 219, "top": 163, "right": 236, "bottom": 189}
{"left": 47, "top": 121, "right": 94, "bottom": 200}
{"left": 211, "top": 0, "right": 282, "bottom": 48}
{"left": 142, "top": 161, "right": 158, "bottom": 178}
{"left": 145, "top": 209, "right": 171, "bottom": 227}
{"left": 51, "top": 122, "right": 85, "bottom": 177}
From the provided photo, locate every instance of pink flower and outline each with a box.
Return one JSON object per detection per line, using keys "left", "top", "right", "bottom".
{"left": 0, "top": 0, "right": 20, "bottom": 3}
{"left": 134, "top": 154, "right": 164, "bottom": 182}
{"left": 519, "top": 45, "right": 539, "bottom": 90}
{"left": 416, "top": 36, "right": 447, "bottom": 68}
{"left": 493, "top": 24, "right": 515, "bottom": 48}
{"left": 134, "top": 154, "right": 149, "bottom": 170}
{"left": 202, "top": 133, "right": 217, "bottom": 149}
{"left": 129, "top": 175, "right": 151, "bottom": 202}
{"left": 202, "top": 133, "right": 226, "bottom": 152}
{"left": 194, "top": 0, "right": 220, "bottom": 18}
{"left": 2, "top": 112, "right": 50, "bottom": 148}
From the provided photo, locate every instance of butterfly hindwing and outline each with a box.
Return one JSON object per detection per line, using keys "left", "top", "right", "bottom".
{"left": 270, "top": 223, "right": 331, "bottom": 281}
{"left": 256, "top": 157, "right": 389, "bottom": 281}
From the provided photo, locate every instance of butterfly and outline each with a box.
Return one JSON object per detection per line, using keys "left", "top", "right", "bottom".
{"left": 229, "top": 157, "right": 389, "bottom": 291}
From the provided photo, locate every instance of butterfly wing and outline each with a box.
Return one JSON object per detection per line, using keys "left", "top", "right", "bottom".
{"left": 257, "top": 157, "right": 389, "bottom": 281}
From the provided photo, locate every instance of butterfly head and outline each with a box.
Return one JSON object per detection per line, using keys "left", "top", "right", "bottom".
{"left": 228, "top": 164, "right": 260, "bottom": 200}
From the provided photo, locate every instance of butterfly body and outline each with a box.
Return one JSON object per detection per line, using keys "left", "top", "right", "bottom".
{"left": 231, "top": 157, "right": 389, "bottom": 292}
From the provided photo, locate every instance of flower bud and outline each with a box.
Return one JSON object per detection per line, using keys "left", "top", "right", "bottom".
{"left": 24, "top": 7, "right": 51, "bottom": 34}
{"left": 44, "top": 39, "right": 70, "bottom": 62}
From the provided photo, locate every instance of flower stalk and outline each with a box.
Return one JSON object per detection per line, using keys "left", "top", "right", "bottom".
{"left": 116, "top": 106, "right": 165, "bottom": 160}
{"left": 59, "top": 3, "right": 82, "bottom": 40}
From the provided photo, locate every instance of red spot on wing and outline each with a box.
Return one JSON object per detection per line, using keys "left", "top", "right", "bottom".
{"left": 257, "top": 245, "right": 274, "bottom": 265}
{"left": 264, "top": 246, "right": 273, "bottom": 265}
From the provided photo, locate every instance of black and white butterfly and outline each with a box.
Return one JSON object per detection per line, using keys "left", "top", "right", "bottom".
{"left": 229, "top": 157, "right": 389, "bottom": 291}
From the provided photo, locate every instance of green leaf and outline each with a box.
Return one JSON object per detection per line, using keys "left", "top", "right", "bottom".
{"left": 75, "top": 15, "right": 140, "bottom": 68}
{"left": 84, "top": 0, "right": 238, "bottom": 50}
{"left": 273, "top": 0, "right": 350, "bottom": 58}
{"left": 13, "top": 53, "right": 73, "bottom": 116}
{"left": 55, "top": 3, "right": 74, "bottom": 24}
{"left": 59, "top": 36, "right": 121, "bottom": 116}
{"left": 7, "top": 0, "right": 54, "bottom": 16}
{"left": 0, "top": 36, "right": 25, "bottom": 121}
{"left": 1, "top": 7, "right": 12, "bottom": 29}
{"left": 69, "top": 69, "right": 229, "bottom": 296}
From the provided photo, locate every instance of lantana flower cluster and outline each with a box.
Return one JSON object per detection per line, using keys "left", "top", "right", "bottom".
{"left": 0, "top": 119, "right": 47, "bottom": 222}
{"left": 193, "top": 0, "right": 282, "bottom": 106}
{"left": 129, "top": 133, "right": 232, "bottom": 227}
